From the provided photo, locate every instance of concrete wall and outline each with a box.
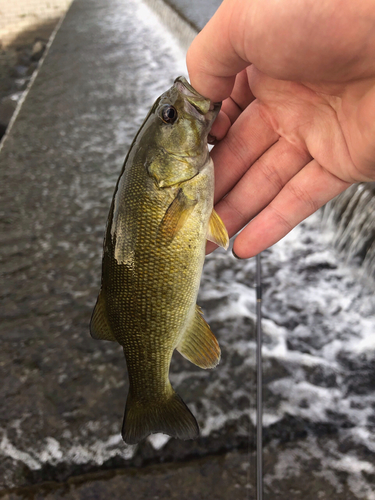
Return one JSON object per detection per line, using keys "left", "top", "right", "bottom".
{"left": 0, "top": 0, "right": 72, "bottom": 46}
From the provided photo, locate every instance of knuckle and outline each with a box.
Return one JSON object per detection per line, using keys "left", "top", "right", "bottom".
{"left": 221, "top": 196, "right": 249, "bottom": 225}
{"left": 223, "top": 132, "right": 250, "bottom": 173}
{"left": 257, "top": 159, "right": 284, "bottom": 192}
{"left": 268, "top": 204, "right": 294, "bottom": 233}
{"left": 286, "top": 181, "right": 320, "bottom": 214}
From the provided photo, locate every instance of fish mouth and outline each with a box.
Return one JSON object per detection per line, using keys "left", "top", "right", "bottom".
{"left": 174, "top": 76, "right": 201, "bottom": 98}
{"left": 174, "top": 76, "right": 221, "bottom": 123}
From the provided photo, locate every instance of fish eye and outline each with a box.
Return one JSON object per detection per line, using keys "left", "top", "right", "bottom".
{"left": 161, "top": 105, "right": 178, "bottom": 124}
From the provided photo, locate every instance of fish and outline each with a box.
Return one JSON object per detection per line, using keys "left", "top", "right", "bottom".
{"left": 90, "top": 76, "right": 229, "bottom": 445}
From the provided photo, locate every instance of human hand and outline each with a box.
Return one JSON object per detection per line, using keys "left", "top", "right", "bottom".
{"left": 187, "top": 0, "right": 375, "bottom": 258}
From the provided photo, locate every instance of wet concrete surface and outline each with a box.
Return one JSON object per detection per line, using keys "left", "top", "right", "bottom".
{"left": 0, "top": 452, "right": 254, "bottom": 500}
{"left": 0, "top": 39, "right": 48, "bottom": 139}
{"left": 165, "top": 0, "right": 222, "bottom": 31}
{"left": 0, "top": 443, "right": 363, "bottom": 500}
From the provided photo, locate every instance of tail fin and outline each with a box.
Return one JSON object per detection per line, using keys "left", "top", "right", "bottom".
{"left": 122, "top": 389, "right": 199, "bottom": 445}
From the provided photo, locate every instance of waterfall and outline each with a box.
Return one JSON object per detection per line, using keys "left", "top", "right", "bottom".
{"left": 322, "top": 183, "right": 375, "bottom": 280}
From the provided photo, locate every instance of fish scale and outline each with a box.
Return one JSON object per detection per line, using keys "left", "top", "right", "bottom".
{"left": 91, "top": 76, "right": 229, "bottom": 444}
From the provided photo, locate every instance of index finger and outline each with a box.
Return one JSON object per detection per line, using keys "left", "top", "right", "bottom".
{"left": 186, "top": 0, "right": 251, "bottom": 102}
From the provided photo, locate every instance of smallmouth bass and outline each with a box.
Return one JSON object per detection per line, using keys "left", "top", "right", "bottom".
{"left": 90, "top": 76, "right": 229, "bottom": 444}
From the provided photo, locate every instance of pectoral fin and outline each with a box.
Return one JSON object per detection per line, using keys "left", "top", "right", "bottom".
{"left": 177, "top": 306, "right": 221, "bottom": 369}
{"left": 207, "top": 209, "right": 229, "bottom": 249}
{"left": 90, "top": 291, "right": 117, "bottom": 342}
{"left": 157, "top": 188, "right": 197, "bottom": 246}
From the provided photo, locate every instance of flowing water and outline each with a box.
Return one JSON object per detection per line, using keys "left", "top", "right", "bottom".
{"left": 322, "top": 183, "right": 375, "bottom": 281}
{"left": 196, "top": 210, "right": 375, "bottom": 498}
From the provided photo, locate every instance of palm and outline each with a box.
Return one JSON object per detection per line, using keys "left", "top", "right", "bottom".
{"left": 208, "top": 67, "right": 375, "bottom": 257}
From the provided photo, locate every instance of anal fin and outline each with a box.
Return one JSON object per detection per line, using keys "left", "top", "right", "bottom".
{"left": 207, "top": 209, "right": 229, "bottom": 249}
{"left": 90, "top": 291, "right": 117, "bottom": 342}
{"left": 177, "top": 305, "right": 220, "bottom": 369}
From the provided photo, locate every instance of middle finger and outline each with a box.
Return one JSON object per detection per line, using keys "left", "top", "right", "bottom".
{"left": 211, "top": 99, "right": 280, "bottom": 202}
{"left": 208, "top": 137, "right": 312, "bottom": 250}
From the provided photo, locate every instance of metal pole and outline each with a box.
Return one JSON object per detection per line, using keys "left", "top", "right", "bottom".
{"left": 256, "top": 253, "right": 263, "bottom": 500}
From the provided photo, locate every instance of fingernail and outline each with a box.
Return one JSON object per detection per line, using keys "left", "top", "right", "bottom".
{"left": 209, "top": 101, "right": 222, "bottom": 111}
{"left": 232, "top": 248, "right": 245, "bottom": 260}
{"left": 208, "top": 134, "right": 217, "bottom": 145}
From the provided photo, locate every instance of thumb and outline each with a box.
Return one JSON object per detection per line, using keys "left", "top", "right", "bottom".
{"left": 186, "top": 0, "right": 251, "bottom": 102}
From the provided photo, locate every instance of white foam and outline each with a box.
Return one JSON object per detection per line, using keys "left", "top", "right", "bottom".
{"left": 148, "top": 433, "right": 170, "bottom": 450}
{"left": 0, "top": 433, "right": 41, "bottom": 470}
{"left": 0, "top": 429, "right": 135, "bottom": 470}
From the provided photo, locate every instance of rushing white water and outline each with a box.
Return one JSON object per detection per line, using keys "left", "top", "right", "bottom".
{"left": 198, "top": 211, "right": 375, "bottom": 498}
{"left": 322, "top": 183, "right": 375, "bottom": 280}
